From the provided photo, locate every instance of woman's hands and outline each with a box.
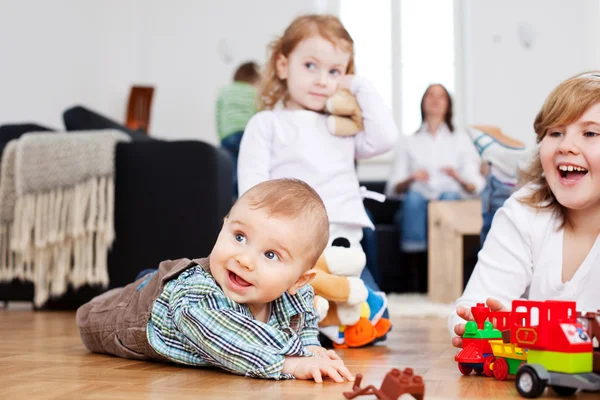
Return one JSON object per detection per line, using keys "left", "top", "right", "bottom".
{"left": 441, "top": 166, "right": 475, "bottom": 193}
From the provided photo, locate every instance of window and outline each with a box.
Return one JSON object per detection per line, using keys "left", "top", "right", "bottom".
{"left": 340, "top": 0, "right": 456, "bottom": 135}
{"left": 339, "top": 0, "right": 392, "bottom": 108}
{"left": 399, "top": 0, "right": 455, "bottom": 135}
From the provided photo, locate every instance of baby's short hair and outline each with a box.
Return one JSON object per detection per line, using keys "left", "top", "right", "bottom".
{"left": 236, "top": 179, "right": 329, "bottom": 268}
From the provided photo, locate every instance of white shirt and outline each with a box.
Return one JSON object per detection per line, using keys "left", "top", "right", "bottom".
{"left": 385, "top": 124, "right": 485, "bottom": 200}
{"left": 448, "top": 185, "right": 600, "bottom": 337}
{"left": 238, "top": 77, "right": 397, "bottom": 229}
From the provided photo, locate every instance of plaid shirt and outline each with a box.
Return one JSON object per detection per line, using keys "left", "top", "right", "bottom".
{"left": 147, "top": 264, "right": 320, "bottom": 379}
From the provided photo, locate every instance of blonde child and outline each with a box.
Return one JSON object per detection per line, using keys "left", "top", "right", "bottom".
{"left": 238, "top": 14, "right": 397, "bottom": 277}
{"left": 449, "top": 71, "right": 600, "bottom": 347}
{"left": 77, "top": 179, "right": 354, "bottom": 382}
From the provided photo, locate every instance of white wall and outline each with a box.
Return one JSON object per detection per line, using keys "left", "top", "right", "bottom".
{"left": 2, "top": 0, "right": 599, "bottom": 153}
{"left": 0, "top": 0, "right": 316, "bottom": 144}
{"left": 462, "top": 0, "right": 600, "bottom": 149}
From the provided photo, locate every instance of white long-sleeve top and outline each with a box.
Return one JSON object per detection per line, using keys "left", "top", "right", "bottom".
{"left": 238, "top": 77, "right": 397, "bottom": 229}
{"left": 448, "top": 185, "right": 600, "bottom": 337}
{"left": 385, "top": 123, "right": 485, "bottom": 200}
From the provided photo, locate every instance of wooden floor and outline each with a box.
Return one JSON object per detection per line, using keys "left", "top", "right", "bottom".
{"left": 0, "top": 310, "right": 595, "bottom": 400}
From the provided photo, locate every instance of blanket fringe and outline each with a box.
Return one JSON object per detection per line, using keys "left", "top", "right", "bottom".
{"left": 2, "top": 176, "right": 114, "bottom": 306}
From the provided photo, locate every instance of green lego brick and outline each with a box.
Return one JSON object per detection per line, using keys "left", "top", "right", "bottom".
{"left": 480, "top": 321, "right": 503, "bottom": 339}
{"left": 463, "top": 321, "right": 502, "bottom": 339}
{"left": 463, "top": 321, "right": 481, "bottom": 338}
{"left": 507, "top": 357, "right": 525, "bottom": 375}
{"left": 527, "top": 350, "right": 592, "bottom": 374}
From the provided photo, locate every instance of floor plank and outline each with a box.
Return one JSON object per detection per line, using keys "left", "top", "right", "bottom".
{"left": 0, "top": 310, "right": 596, "bottom": 399}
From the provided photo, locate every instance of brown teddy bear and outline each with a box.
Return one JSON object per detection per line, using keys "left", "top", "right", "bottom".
{"left": 325, "top": 89, "right": 364, "bottom": 137}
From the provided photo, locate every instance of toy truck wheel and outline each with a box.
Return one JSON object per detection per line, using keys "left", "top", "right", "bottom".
{"left": 550, "top": 385, "right": 577, "bottom": 397}
{"left": 516, "top": 366, "right": 547, "bottom": 398}
{"left": 483, "top": 356, "right": 495, "bottom": 377}
{"left": 493, "top": 358, "right": 509, "bottom": 381}
{"left": 458, "top": 363, "right": 473, "bottom": 376}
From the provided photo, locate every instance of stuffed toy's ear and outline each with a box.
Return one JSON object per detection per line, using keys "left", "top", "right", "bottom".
{"left": 326, "top": 89, "right": 363, "bottom": 137}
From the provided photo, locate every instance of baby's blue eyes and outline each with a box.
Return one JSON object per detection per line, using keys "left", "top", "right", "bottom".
{"left": 305, "top": 62, "right": 316, "bottom": 70}
{"left": 329, "top": 69, "right": 341, "bottom": 76}
{"left": 234, "top": 233, "right": 280, "bottom": 261}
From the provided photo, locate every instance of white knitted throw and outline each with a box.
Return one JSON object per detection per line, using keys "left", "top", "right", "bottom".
{"left": 0, "top": 130, "right": 130, "bottom": 306}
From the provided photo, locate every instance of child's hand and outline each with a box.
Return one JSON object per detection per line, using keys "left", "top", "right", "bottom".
{"left": 337, "top": 75, "right": 355, "bottom": 91}
{"left": 451, "top": 298, "right": 508, "bottom": 348}
{"left": 283, "top": 356, "right": 354, "bottom": 383}
{"left": 305, "top": 346, "right": 342, "bottom": 361}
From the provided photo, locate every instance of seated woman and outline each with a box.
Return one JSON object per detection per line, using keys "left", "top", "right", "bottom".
{"left": 385, "top": 84, "right": 485, "bottom": 292}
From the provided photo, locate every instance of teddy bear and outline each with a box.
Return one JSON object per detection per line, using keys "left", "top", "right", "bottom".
{"left": 312, "top": 237, "right": 391, "bottom": 348}
{"left": 325, "top": 88, "right": 364, "bottom": 137}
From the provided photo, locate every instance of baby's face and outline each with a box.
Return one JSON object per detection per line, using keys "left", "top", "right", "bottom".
{"left": 209, "top": 198, "right": 315, "bottom": 317}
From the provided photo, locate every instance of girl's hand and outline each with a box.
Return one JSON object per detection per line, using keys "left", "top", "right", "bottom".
{"left": 305, "top": 346, "right": 342, "bottom": 361}
{"left": 451, "top": 298, "right": 508, "bottom": 348}
{"left": 413, "top": 169, "right": 429, "bottom": 182}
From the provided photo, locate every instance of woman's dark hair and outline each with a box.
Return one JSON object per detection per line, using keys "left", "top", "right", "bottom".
{"left": 233, "top": 62, "right": 260, "bottom": 85}
{"left": 420, "top": 83, "right": 454, "bottom": 132}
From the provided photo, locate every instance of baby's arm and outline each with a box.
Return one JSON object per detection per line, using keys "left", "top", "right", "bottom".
{"left": 295, "top": 285, "right": 347, "bottom": 360}
{"left": 345, "top": 76, "right": 397, "bottom": 159}
{"left": 295, "top": 284, "right": 321, "bottom": 347}
{"left": 172, "top": 291, "right": 312, "bottom": 379}
{"left": 237, "top": 112, "right": 273, "bottom": 196}
{"left": 448, "top": 194, "right": 534, "bottom": 346}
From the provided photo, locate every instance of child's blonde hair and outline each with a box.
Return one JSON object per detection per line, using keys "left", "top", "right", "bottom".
{"left": 234, "top": 178, "right": 329, "bottom": 268}
{"left": 519, "top": 71, "right": 600, "bottom": 226}
{"left": 259, "top": 14, "right": 355, "bottom": 110}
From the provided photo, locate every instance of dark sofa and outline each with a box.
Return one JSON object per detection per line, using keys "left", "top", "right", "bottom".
{"left": 0, "top": 111, "right": 233, "bottom": 308}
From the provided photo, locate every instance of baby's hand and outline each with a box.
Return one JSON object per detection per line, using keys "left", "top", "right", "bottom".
{"left": 283, "top": 355, "right": 354, "bottom": 383}
{"left": 451, "top": 298, "right": 508, "bottom": 348}
{"left": 305, "top": 346, "right": 342, "bottom": 361}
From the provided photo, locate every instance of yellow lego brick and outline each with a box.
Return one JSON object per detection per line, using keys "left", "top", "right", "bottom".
{"left": 489, "top": 340, "right": 527, "bottom": 361}
{"left": 527, "top": 350, "right": 592, "bottom": 374}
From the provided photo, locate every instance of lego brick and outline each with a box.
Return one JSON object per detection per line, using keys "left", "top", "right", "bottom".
{"left": 456, "top": 337, "right": 493, "bottom": 364}
{"left": 527, "top": 349, "right": 592, "bottom": 374}
{"left": 489, "top": 339, "right": 527, "bottom": 361}
{"left": 343, "top": 368, "right": 425, "bottom": 400}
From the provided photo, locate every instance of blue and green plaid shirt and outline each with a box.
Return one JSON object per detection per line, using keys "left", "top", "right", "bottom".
{"left": 147, "top": 264, "right": 320, "bottom": 379}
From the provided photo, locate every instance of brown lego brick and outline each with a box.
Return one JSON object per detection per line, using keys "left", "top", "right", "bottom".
{"left": 343, "top": 367, "right": 425, "bottom": 400}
